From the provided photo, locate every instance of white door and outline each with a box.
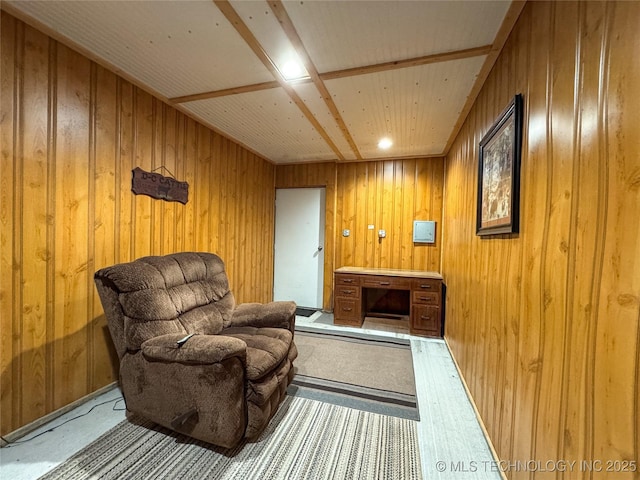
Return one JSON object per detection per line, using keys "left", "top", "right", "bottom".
{"left": 273, "top": 188, "right": 325, "bottom": 308}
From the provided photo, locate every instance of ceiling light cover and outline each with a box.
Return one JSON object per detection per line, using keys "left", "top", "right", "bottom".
{"left": 280, "top": 59, "right": 308, "bottom": 81}
{"left": 378, "top": 137, "right": 393, "bottom": 149}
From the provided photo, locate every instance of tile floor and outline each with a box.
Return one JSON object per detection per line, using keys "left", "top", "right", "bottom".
{"left": 1, "top": 312, "right": 501, "bottom": 480}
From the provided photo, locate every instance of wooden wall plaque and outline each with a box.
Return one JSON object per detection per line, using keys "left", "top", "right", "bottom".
{"left": 131, "top": 167, "right": 189, "bottom": 204}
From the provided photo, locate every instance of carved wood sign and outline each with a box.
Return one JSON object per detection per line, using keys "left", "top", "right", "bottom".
{"left": 131, "top": 167, "right": 189, "bottom": 204}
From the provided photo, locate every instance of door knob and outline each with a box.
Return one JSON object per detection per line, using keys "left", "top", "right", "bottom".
{"left": 318, "top": 246, "right": 323, "bottom": 251}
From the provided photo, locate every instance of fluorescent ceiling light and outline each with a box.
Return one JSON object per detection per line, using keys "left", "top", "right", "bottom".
{"left": 378, "top": 137, "right": 393, "bottom": 149}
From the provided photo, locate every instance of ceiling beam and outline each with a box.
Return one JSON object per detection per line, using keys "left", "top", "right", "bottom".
{"left": 320, "top": 44, "right": 493, "bottom": 81}
{"left": 171, "top": 80, "right": 280, "bottom": 104}
{"left": 213, "top": 0, "right": 346, "bottom": 161}
{"left": 169, "top": 44, "right": 491, "bottom": 104}
{"left": 268, "top": 0, "right": 362, "bottom": 160}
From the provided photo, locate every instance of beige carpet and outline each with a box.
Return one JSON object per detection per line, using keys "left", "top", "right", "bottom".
{"left": 293, "top": 330, "right": 416, "bottom": 396}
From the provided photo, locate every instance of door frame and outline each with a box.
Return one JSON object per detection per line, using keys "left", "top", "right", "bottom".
{"left": 273, "top": 187, "right": 326, "bottom": 309}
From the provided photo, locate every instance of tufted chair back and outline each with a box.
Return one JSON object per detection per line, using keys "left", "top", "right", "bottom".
{"left": 95, "top": 252, "right": 235, "bottom": 358}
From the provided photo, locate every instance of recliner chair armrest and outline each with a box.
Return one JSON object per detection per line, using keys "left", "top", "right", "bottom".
{"left": 141, "top": 334, "right": 246, "bottom": 365}
{"left": 230, "top": 301, "right": 296, "bottom": 331}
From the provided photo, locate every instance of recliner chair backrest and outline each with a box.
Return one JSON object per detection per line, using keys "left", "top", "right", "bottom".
{"left": 95, "top": 252, "right": 235, "bottom": 358}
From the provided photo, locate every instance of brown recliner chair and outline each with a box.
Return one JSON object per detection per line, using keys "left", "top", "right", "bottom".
{"left": 94, "top": 252, "right": 297, "bottom": 448}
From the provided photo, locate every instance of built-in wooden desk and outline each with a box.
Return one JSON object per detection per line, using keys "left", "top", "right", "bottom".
{"left": 334, "top": 267, "right": 444, "bottom": 337}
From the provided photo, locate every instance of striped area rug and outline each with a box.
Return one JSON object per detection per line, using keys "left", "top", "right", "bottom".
{"left": 38, "top": 396, "right": 422, "bottom": 480}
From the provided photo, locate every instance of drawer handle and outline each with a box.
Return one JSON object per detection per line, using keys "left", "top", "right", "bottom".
{"left": 420, "top": 284, "right": 432, "bottom": 289}
{"left": 342, "top": 307, "right": 353, "bottom": 312}
{"left": 342, "top": 279, "right": 353, "bottom": 283}
{"left": 419, "top": 296, "right": 429, "bottom": 301}
{"left": 421, "top": 316, "right": 431, "bottom": 320}
{"left": 379, "top": 281, "right": 390, "bottom": 286}
{"left": 341, "top": 289, "right": 353, "bottom": 294}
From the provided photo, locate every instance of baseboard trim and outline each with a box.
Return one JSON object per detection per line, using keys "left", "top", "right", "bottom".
{"left": 1, "top": 382, "right": 118, "bottom": 446}
{"left": 443, "top": 337, "right": 508, "bottom": 480}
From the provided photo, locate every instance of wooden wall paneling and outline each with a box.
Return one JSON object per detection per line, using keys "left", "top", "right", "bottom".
{"left": 174, "top": 114, "right": 188, "bottom": 251}
{"left": 1, "top": 11, "right": 278, "bottom": 436}
{"left": 132, "top": 89, "right": 153, "bottom": 259}
{"left": 219, "top": 134, "right": 232, "bottom": 268}
{"left": 116, "top": 79, "right": 134, "bottom": 263}
{"left": 378, "top": 160, "right": 394, "bottom": 267}
{"left": 560, "top": 2, "right": 603, "bottom": 470}
{"left": 160, "top": 104, "right": 178, "bottom": 256}
{"left": 53, "top": 43, "right": 91, "bottom": 409}
{"left": 150, "top": 99, "right": 161, "bottom": 255}
{"left": 91, "top": 64, "right": 118, "bottom": 390}
{"left": 443, "top": 2, "right": 640, "bottom": 479}
{"left": 495, "top": 9, "right": 525, "bottom": 462}
{"left": 595, "top": 1, "right": 640, "bottom": 463}
{"left": 324, "top": 164, "right": 337, "bottom": 307}
{"left": 384, "top": 160, "right": 396, "bottom": 267}
{"left": 338, "top": 163, "right": 357, "bottom": 268}
{"left": 194, "top": 123, "right": 210, "bottom": 254}
{"left": 533, "top": 0, "right": 575, "bottom": 468}
{"left": 20, "top": 23, "right": 50, "bottom": 425}
{"left": 399, "top": 160, "right": 414, "bottom": 270}
{"left": 509, "top": 3, "right": 547, "bottom": 470}
{"left": 412, "top": 157, "right": 444, "bottom": 272}
{"left": 1, "top": 12, "right": 18, "bottom": 433}
{"left": 236, "top": 147, "right": 248, "bottom": 298}
{"left": 404, "top": 160, "right": 419, "bottom": 269}
{"left": 261, "top": 157, "right": 275, "bottom": 301}
{"left": 275, "top": 159, "right": 442, "bottom": 310}
{"left": 362, "top": 161, "right": 376, "bottom": 268}
{"left": 181, "top": 117, "right": 197, "bottom": 251}
{"left": 249, "top": 154, "right": 261, "bottom": 300}
{"left": 354, "top": 162, "right": 368, "bottom": 268}
{"left": 583, "top": 0, "right": 639, "bottom": 467}
{"left": 225, "top": 140, "right": 238, "bottom": 291}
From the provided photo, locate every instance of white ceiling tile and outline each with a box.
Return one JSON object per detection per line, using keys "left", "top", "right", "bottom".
{"left": 7, "top": 0, "right": 275, "bottom": 98}
{"left": 183, "top": 88, "right": 338, "bottom": 163}
{"left": 326, "top": 56, "right": 487, "bottom": 158}
{"left": 230, "top": 0, "right": 308, "bottom": 79}
{"left": 291, "top": 82, "right": 358, "bottom": 161}
{"left": 6, "top": 0, "right": 514, "bottom": 163}
{"left": 281, "top": 0, "right": 510, "bottom": 72}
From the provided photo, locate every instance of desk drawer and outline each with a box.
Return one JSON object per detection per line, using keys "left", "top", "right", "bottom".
{"left": 411, "top": 278, "right": 441, "bottom": 292}
{"left": 362, "top": 275, "right": 411, "bottom": 289}
{"left": 411, "top": 305, "right": 440, "bottom": 334}
{"left": 335, "top": 285, "right": 360, "bottom": 298}
{"left": 334, "top": 297, "right": 362, "bottom": 326}
{"left": 335, "top": 274, "right": 361, "bottom": 286}
{"left": 412, "top": 291, "right": 440, "bottom": 305}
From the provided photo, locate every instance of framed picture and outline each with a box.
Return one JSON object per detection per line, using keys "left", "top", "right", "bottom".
{"left": 476, "top": 94, "right": 523, "bottom": 236}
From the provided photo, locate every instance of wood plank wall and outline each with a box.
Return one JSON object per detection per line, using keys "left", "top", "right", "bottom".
{"left": 335, "top": 159, "right": 443, "bottom": 272}
{"left": 442, "top": 2, "right": 640, "bottom": 479}
{"left": 0, "top": 12, "right": 276, "bottom": 436}
{"left": 277, "top": 158, "right": 444, "bottom": 310}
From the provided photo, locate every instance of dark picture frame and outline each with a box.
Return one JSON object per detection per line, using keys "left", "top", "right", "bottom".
{"left": 476, "top": 94, "right": 523, "bottom": 236}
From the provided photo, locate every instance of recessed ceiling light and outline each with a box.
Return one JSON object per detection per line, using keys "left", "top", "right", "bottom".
{"left": 378, "top": 137, "right": 393, "bottom": 149}
{"left": 280, "top": 60, "right": 307, "bottom": 81}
